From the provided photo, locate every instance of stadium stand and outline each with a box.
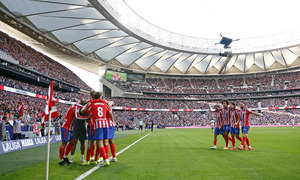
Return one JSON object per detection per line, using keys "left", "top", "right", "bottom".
{"left": 0, "top": 31, "right": 91, "bottom": 91}
{"left": 106, "top": 72, "right": 300, "bottom": 94}
{"left": 1, "top": 73, "right": 300, "bottom": 130}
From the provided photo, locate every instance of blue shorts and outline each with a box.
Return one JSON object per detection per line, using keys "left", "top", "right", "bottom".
{"left": 108, "top": 126, "right": 115, "bottom": 139}
{"left": 242, "top": 126, "right": 250, "bottom": 134}
{"left": 230, "top": 127, "right": 240, "bottom": 135}
{"left": 61, "top": 127, "right": 74, "bottom": 142}
{"left": 87, "top": 126, "right": 95, "bottom": 141}
{"left": 214, "top": 128, "right": 224, "bottom": 135}
{"left": 224, "top": 124, "right": 230, "bottom": 132}
{"left": 95, "top": 128, "right": 109, "bottom": 140}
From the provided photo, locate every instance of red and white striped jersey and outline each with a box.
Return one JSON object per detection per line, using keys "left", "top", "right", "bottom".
{"left": 221, "top": 106, "right": 230, "bottom": 125}
{"left": 86, "top": 99, "right": 110, "bottom": 130}
{"left": 62, "top": 104, "right": 86, "bottom": 130}
{"left": 75, "top": 104, "right": 88, "bottom": 120}
{"left": 104, "top": 100, "right": 114, "bottom": 127}
{"left": 239, "top": 108, "right": 252, "bottom": 126}
{"left": 87, "top": 99, "right": 94, "bottom": 129}
{"left": 230, "top": 109, "right": 240, "bottom": 128}
{"left": 214, "top": 110, "right": 223, "bottom": 129}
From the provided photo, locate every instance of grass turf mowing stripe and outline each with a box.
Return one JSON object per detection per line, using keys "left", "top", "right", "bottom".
{"left": 75, "top": 132, "right": 152, "bottom": 180}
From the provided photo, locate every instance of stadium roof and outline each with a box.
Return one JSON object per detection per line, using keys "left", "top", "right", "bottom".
{"left": 0, "top": 0, "right": 300, "bottom": 75}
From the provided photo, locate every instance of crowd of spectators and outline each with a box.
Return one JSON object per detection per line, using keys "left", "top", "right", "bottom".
{"left": 0, "top": 31, "right": 91, "bottom": 91}
{"left": 0, "top": 75, "right": 90, "bottom": 102}
{"left": 0, "top": 88, "right": 299, "bottom": 135}
{"left": 107, "top": 72, "right": 300, "bottom": 94}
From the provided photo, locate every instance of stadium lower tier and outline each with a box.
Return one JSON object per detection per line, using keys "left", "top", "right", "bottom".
{"left": 0, "top": 89, "right": 299, "bottom": 128}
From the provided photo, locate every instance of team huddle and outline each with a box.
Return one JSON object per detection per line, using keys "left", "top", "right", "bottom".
{"left": 58, "top": 91, "right": 117, "bottom": 166}
{"left": 211, "top": 100, "right": 263, "bottom": 150}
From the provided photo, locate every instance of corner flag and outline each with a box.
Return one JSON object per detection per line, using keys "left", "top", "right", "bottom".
{"left": 42, "top": 81, "right": 58, "bottom": 122}
{"left": 44, "top": 81, "right": 58, "bottom": 180}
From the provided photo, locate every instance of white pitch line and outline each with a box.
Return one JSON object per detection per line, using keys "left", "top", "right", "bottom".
{"left": 75, "top": 132, "right": 152, "bottom": 180}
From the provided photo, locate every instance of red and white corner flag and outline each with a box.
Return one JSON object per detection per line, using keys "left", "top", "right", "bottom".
{"left": 44, "top": 81, "right": 58, "bottom": 180}
{"left": 42, "top": 81, "right": 58, "bottom": 122}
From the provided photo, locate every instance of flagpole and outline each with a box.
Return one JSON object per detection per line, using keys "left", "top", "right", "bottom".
{"left": 46, "top": 111, "right": 51, "bottom": 180}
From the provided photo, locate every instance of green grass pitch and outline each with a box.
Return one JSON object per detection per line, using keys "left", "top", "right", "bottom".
{"left": 0, "top": 127, "right": 300, "bottom": 180}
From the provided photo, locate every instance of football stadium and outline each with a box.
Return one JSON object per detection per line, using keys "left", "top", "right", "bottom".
{"left": 0, "top": 0, "right": 300, "bottom": 179}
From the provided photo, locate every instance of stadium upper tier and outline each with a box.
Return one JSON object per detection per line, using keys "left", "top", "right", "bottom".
{"left": 107, "top": 72, "right": 300, "bottom": 94}
{"left": 0, "top": 0, "right": 299, "bottom": 75}
{"left": 0, "top": 31, "right": 91, "bottom": 91}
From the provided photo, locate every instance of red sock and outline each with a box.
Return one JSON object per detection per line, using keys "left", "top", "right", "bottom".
{"left": 91, "top": 142, "right": 95, "bottom": 157}
{"left": 64, "top": 144, "right": 72, "bottom": 156}
{"left": 225, "top": 137, "right": 229, "bottom": 147}
{"left": 94, "top": 147, "right": 101, "bottom": 161}
{"left": 228, "top": 136, "right": 232, "bottom": 142}
{"left": 246, "top": 138, "right": 250, "bottom": 146}
{"left": 232, "top": 137, "right": 235, "bottom": 147}
{"left": 100, "top": 147, "right": 107, "bottom": 160}
{"left": 105, "top": 145, "right": 109, "bottom": 158}
{"left": 86, "top": 148, "right": 91, "bottom": 162}
{"left": 59, "top": 146, "right": 64, "bottom": 159}
{"left": 213, "top": 140, "right": 217, "bottom": 146}
{"left": 110, "top": 143, "right": 116, "bottom": 158}
{"left": 242, "top": 137, "right": 247, "bottom": 147}
{"left": 238, "top": 137, "right": 242, "bottom": 142}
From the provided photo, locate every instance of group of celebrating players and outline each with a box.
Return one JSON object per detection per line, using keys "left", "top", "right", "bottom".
{"left": 56, "top": 94, "right": 264, "bottom": 167}
{"left": 211, "top": 99, "right": 263, "bottom": 150}
{"left": 58, "top": 90, "right": 117, "bottom": 166}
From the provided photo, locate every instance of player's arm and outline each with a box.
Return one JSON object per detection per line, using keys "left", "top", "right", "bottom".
{"left": 107, "top": 111, "right": 113, "bottom": 121}
{"left": 80, "top": 102, "right": 90, "bottom": 115}
{"left": 251, "top": 111, "right": 264, "bottom": 117}
{"left": 234, "top": 113, "right": 241, "bottom": 126}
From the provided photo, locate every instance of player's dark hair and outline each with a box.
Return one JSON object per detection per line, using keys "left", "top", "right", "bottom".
{"left": 90, "top": 90, "right": 95, "bottom": 97}
{"left": 222, "top": 99, "right": 229, "bottom": 105}
{"left": 231, "top": 102, "right": 236, "bottom": 106}
{"left": 93, "top": 91, "right": 102, "bottom": 99}
{"left": 214, "top": 104, "right": 220, "bottom": 108}
{"left": 79, "top": 100, "right": 87, "bottom": 106}
{"left": 241, "top": 102, "right": 246, "bottom": 105}
{"left": 3, "top": 116, "right": 7, "bottom": 120}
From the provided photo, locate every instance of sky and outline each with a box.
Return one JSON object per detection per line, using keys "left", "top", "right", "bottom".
{"left": 124, "top": 0, "right": 300, "bottom": 39}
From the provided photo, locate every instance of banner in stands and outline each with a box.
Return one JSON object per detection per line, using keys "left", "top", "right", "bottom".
{"left": 1, "top": 85, "right": 73, "bottom": 104}
{"left": 112, "top": 106, "right": 300, "bottom": 112}
{"left": 0, "top": 135, "right": 61, "bottom": 154}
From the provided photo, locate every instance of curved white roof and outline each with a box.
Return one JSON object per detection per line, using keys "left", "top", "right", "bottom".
{"left": 0, "top": 0, "right": 299, "bottom": 75}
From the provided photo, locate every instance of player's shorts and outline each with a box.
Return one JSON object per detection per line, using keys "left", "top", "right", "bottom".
{"left": 87, "top": 126, "right": 95, "bottom": 141}
{"left": 211, "top": 125, "right": 215, "bottom": 129}
{"left": 224, "top": 124, "right": 230, "bottom": 132}
{"left": 230, "top": 127, "right": 240, "bottom": 135}
{"left": 61, "top": 127, "right": 74, "bottom": 142}
{"left": 94, "top": 128, "right": 109, "bottom": 140}
{"left": 242, "top": 126, "right": 250, "bottom": 134}
{"left": 214, "top": 127, "right": 224, "bottom": 135}
{"left": 73, "top": 120, "right": 87, "bottom": 141}
{"left": 108, "top": 126, "right": 115, "bottom": 139}
{"left": 139, "top": 125, "right": 143, "bottom": 129}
